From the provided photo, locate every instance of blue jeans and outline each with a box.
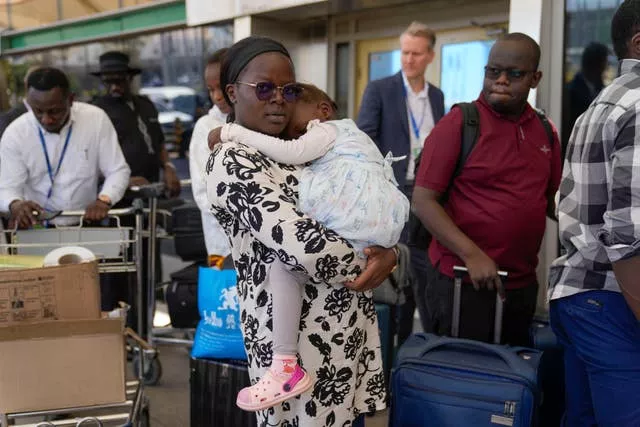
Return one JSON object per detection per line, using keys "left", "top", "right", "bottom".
{"left": 550, "top": 290, "right": 640, "bottom": 427}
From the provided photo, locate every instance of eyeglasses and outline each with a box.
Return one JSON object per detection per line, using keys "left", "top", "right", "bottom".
{"left": 484, "top": 66, "right": 535, "bottom": 80}
{"left": 236, "top": 81, "right": 303, "bottom": 103}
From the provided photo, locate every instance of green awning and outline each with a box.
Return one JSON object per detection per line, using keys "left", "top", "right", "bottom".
{"left": 1, "top": 1, "right": 186, "bottom": 54}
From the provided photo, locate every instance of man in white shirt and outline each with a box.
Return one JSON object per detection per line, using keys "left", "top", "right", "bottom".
{"left": 357, "top": 22, "right": 445, "bottom": 344}
{"left": 0, "top": 67, "right": 130, "bottom": 228}
{"left": 189, "top": 48, "right": 232, "bottom": 267}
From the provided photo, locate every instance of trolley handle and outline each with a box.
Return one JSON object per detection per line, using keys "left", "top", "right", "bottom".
{"left": 453, "top": 265, "right": 508, "bottom": 278}
{"left": 52, "top": 207, "right": 136, "bottom": 218}
{"left": 452, "top": 265, "right": 508, "bottom": 344}
{"left": 26, "top": 207, "right": 137, "bottom": 229}
{"left": 129, "top": 182, "right": 166, "bottom": 199}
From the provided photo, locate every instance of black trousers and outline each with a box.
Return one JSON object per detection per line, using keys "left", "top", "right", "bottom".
{"left": 397, "top": 182, "right": 431, "bottom": 346}
{"left": 179, "top": 129, "right": 193, "bottom": 158}
{"left": 424, "top": 258, "right": 538, "bottom": 347}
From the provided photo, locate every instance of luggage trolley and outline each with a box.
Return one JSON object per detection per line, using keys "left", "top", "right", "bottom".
{"left": 131, "top": 181, "right": 199, "bottom": 386}
{"left": 123, "top": 184, "right": 170, "bottom": 386}
{"left": 0, "top": 206, "right": 151, "bottom": 426}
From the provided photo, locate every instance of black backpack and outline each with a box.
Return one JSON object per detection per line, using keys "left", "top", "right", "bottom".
{"left": 407, "top": 102, "right": 555, "bottom": 250}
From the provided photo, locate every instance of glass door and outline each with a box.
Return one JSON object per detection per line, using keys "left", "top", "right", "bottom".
{"left": 354, "top": 25, "right": 506, "bottom": 117}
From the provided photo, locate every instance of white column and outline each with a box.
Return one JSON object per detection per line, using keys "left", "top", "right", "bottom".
{"left": 508, "top": 0, "right": 544, "bottom": 38}
{"left": 509, "top": 0, "right": 565, "bottom": 313}
{"left": 186, "top": 0, "right": 235, "bottom": 26}
{"left": 508, "top": 0, "right": 543, "bottom": 105}
{"left": 234, "top": 16, "right": 253, "bottom": 42}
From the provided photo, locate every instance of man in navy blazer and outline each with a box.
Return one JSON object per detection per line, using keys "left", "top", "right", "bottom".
{"left": 357, "top": 21, "right": 444, "bottom": 344}
{"left": 357, "top": 72, "right": 444, "bottom": 189}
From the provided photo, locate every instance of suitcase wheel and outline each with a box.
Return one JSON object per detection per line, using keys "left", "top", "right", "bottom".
{"left": 133, "top": 353, "right": 163, "bottom": 386}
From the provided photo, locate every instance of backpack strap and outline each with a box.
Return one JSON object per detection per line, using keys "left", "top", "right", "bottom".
{"left": 453, "top": 102, "right": 480, "bottom": 179}
{"left": 406, "top": 102, "right": 480, "bottom": 247}
{"left": 439, "top": 102, "right": 480, "bottom": 202}
{"left": 534, "top": 108, "right": 555, "bottom": 147}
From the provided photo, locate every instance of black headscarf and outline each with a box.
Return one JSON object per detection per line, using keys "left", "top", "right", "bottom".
{"left": 220, "top": 36, "right": 291, "bottom": 110}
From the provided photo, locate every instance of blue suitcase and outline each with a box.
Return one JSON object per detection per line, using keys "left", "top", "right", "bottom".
{"left": 390, "top": 266, "right": 542, "bottom": 427}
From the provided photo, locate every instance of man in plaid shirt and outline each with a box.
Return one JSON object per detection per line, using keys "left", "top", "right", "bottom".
{"left": 549, "top": 1, "right": 640, "bottom": 424}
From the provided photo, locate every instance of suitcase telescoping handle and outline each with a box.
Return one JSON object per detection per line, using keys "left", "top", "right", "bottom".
{"left": 452, "top": 265, "right": 508, "bottom": 344}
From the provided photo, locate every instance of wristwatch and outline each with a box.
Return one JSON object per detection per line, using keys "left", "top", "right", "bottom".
{"left": 97, "top": 194, "right": 112, "bottom": 207}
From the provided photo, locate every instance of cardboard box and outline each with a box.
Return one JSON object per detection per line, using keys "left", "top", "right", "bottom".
{"left": 0, "top": 317, "right": 126, "bottom": 413}
{"left": 0, "top": 262, "right": 100, "bottom": 325}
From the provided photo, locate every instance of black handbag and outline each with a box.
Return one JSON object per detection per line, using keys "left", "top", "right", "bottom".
{"left": 172, "top": 203, "right": 207, "bottom": 262}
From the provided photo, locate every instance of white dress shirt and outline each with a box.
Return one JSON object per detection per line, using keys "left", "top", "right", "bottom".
{"left": 0, "top": 102, "right": 131, "bottom": 213}
{"left": 189, "top": 106, "right": 231, "bottom": 257}
{"left": 403, "top": 72, "right": 435, "bottom": 181}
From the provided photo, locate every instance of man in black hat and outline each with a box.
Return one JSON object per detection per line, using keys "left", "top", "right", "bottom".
{"left": 92, "top": 51, "right": 180, "bottom": 200}
{"left": 91, "top": 51, "right": 179, "bottom": 337}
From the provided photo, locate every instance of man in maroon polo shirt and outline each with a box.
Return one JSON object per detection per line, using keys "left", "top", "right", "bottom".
{"left": 412, "top": 32, "right": 562, "bottom": 346}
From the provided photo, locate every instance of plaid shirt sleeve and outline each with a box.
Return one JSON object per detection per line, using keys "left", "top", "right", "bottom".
{"left": 550, "top": 60, "right": 640, "bottom": 298}
{"left": 597, "top": 105, "right": 640, "bottom": 263}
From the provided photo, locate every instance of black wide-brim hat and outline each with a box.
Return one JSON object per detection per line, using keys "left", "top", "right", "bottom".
{"left": 91, "top": 51, "right": 141, "bottom": 76}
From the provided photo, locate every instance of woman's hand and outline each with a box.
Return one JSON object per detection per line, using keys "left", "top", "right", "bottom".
{"left": 208, "top": 127, "right": 223, "bottom": 150}
{"left": 345, "top": 246, "right": 398, "bottom": 292}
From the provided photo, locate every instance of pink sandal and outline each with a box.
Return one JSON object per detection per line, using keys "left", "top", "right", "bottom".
{"left": 236, "top": 365, "right": 313, "bottom": 411}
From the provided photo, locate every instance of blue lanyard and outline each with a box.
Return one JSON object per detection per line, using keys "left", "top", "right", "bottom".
{"left": 38, "top": 124, "right": 73, "bottom": 202}
{"left": 402, "top": 84, "right": 426, "bottom": 140}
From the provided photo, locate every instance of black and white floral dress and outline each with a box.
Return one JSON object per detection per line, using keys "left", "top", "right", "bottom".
{"left": 206, "top": 142, "right": 387, "bottom": 426}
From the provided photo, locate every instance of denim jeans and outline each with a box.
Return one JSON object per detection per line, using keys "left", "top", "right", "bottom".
{"left": 550, "top": 290, "right": 640, "bottom": 426}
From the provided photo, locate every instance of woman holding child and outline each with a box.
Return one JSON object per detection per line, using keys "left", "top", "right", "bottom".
{"left": 205, "top": 36, "right": 400, "bottom": 426}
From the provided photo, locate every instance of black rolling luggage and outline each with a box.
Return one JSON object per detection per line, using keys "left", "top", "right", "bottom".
{"left": 190, "top": 357, "right": 255, "bottom": 427}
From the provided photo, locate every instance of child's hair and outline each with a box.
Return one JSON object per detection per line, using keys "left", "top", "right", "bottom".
{"left": 298, "top": 83, "right": 338, "bottom": 117}
{"left": 207, "top": 47, "right": 228, "bottom": 66}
